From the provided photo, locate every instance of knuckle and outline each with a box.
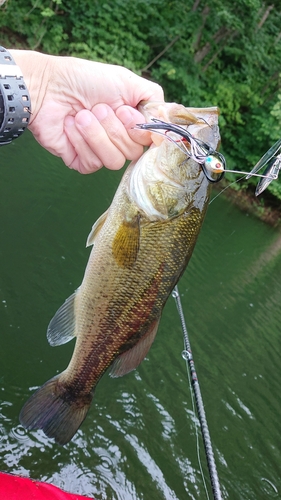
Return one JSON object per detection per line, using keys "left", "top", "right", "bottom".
{"left": 105, "top": 153, "right": 125, "bottom": 171}
{"left": 127, "top": 144, "right": 143, "bottom": 161}
{"left": 79, "top": 161, "right": 102, "bottom": 174}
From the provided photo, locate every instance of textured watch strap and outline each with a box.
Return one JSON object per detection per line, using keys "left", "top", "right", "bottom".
{"left": 0, "top": 46, "right": 31, "bottom": 145}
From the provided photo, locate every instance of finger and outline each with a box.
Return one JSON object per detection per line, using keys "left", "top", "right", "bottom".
{"left": 116, "top": 105, "right": 153, "bottom": 146}
{"left": 64, "top": 115, "right": 103, "bottom": 174}
{"left": 91, "top": 104, "right": 145, "bottom": 161}
{"left": 76, "top": 106, "right": 144, "bottom": 167}
{"left": 75, "top": 108, "right": 127, "bottom": 169}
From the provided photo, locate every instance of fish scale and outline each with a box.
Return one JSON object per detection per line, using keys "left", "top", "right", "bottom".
{"left": 20, "top": 101, "right": 222, "bottom": 445}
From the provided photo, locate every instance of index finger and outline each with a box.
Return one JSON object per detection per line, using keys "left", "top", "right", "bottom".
{"left": 116, "top": 105, "right": 154, "bottom": 146}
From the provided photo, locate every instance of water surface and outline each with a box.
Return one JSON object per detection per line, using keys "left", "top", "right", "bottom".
{"left": 0, "top": 132, "right": 280, "bottom": 499}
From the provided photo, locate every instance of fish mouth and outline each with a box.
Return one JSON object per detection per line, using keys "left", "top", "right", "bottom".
{"left": 137, "top": 100, "right": 220, "bottom": 128}
{"left": 136, "top": 117, "right": 225, "bottom": 184}
{"left": 138, "top": 100, "right": 199, "bottom": 126}
{"left": 136, "top": 101, "right": 225, "bottom": 184}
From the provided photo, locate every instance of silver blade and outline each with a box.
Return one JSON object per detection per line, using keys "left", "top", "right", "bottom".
{"left": 246, "top": 137, "right": 281, "bottom": 179}
{"left": 255, "top": 155, "right": 281, "bottom": 196}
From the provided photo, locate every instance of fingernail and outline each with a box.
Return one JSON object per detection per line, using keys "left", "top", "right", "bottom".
{"left": 92, "top": 104, "right": 108, "bottom": 121}
{"left": 76, "top": 110, "right": 93, "bottom": 127}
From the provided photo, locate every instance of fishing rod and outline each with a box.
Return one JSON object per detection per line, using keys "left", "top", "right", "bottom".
{"left": 172, "top": 286, "right": 223, "bottom": 500}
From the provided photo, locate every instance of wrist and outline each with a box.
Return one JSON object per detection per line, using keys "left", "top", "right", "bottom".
{"left": 9, "top": 50, "right": 55, "bottom": 130}
{"left": 0, "top": 47, "right": 31, "bottom": 145}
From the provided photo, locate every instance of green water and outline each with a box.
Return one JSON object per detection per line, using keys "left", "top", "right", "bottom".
{"left": 0, "top": 132, "right": 280, "bottom": 499}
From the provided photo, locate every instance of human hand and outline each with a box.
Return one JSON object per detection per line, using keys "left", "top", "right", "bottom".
{"left": 10, "top": 50, "right": 164, "bottom": 173}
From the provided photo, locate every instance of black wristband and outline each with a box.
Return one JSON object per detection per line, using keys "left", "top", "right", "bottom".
{"left": 0, "top": 46, "right": 31, "bottom": 146}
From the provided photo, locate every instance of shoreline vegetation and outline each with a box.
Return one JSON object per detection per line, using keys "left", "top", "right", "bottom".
{"left": 213, "top": 180, "right": 281, "bottom": 227}
{"left": 1, "top": 2, "right": 281, "bottom": 226}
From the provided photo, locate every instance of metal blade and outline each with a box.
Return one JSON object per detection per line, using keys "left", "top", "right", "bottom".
{"left": 246, "top": 137, "right": 281, "bottom": 179}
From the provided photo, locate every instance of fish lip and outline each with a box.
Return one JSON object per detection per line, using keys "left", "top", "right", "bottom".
{"left": 137, "top": 102, "right": 221, "bottom": 153}
{"left": 136, "top": 119, "right": 225, "bottom": 184}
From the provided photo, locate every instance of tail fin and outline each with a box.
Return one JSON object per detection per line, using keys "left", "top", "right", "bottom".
{"left": 19, "top": 375, "right": 93, "bottom": 445}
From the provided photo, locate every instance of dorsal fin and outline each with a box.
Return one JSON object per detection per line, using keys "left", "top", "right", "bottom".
{"left": 86, "top": 209, "right": 108, "bottom": 247}
{"left": 47, "top": 292, "right": 76, "bottom": 346}
{"left": 110, "top": 318, "right": 160, "bottom": 377}
{"left": 112, "top": 216, "right": 140, "bottom": 268}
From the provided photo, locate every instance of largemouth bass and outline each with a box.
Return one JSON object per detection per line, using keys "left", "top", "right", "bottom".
{"left": 20, "top": 101, "right": 222, "bottom": 445}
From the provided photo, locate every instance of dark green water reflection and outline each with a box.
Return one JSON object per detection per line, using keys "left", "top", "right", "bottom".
{"left": 0, "top": 132, "right": 280, "bottom": 499}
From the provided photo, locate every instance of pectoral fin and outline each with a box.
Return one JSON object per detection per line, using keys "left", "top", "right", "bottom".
{"left": 110, "top": 318, "right": 160, "bottom": 377}
{"left": 47, "top": 292, "right": 76, "bottom": 346}
{"left": 86, "top": 209, "right": 108, "bottom": 247}
{"left": 112, "top": 216, "right": 140, "bottom": 268}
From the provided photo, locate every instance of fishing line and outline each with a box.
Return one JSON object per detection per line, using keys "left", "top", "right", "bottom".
{"left": 172, "top": 286, "right": 223, "bottom": 500}
{"left": 209, "top": 174, "right": 246, "bottom": 205}
{"left": 209, "top": 166, "right": 277, "bottom": 205}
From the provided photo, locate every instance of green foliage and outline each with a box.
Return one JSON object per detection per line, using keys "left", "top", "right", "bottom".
{"left": 1, "top": 0, "right": 281, "bottom": 201}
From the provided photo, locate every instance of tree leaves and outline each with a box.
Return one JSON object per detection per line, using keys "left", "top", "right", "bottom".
{"left": 1, "top": 0, "right": 281, "bottom": 199}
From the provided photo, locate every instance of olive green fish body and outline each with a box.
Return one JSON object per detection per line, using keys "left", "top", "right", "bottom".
{"left": 20, "top": 103, "right": 220, "bottom": 444}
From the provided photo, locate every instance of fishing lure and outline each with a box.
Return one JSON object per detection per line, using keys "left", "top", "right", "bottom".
{"left": 246, "top": 138, "right": 281, "bottom": 196}
{"left": 136, "top": 119, "right": 225, "bottom": 183}
{"left": 137, "top": 120, "right": 279, "bottom": 191}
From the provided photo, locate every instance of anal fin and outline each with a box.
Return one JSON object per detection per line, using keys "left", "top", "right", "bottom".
{"left": 110, "top": 318, "right": 160, "bottom": 378}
